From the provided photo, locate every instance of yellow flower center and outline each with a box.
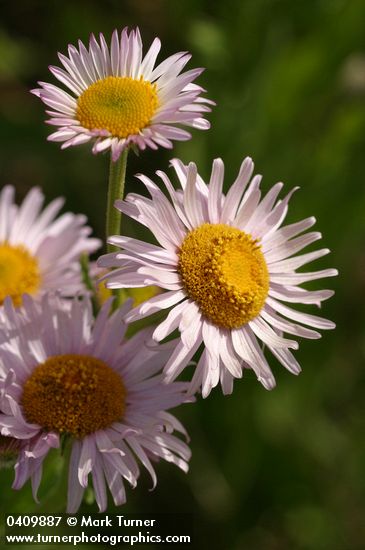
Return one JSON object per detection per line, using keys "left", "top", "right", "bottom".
{"left": 21, "top": 354, "right": 126, "bottom": 439}
{"left": 178, "top": 223, "right": 270, "bottom": 329}
{"left": 76, "top": 76, "right": 159, "bottom": 138}
{"left": 0, "top": 243, "right": 40, "bottom": 306}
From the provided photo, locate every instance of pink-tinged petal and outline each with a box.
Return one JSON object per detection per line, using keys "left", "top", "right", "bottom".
{"left": 153, "top": 300, "right": 190, "bottom": 341}
{"left": 48, "top": 129, "right": 78, "bottom": 142}
{"left": 89, "top": 33, "right": 106, "bottom": 79}
{"left": 78, "top": 437, "right": 96, "bottom": 487}
{"left": 105, "top": 271, "right": 153, "bottom": 289}
{"left": 9, "top": 187, "right": 44, "bottom": 245}
{"left": 31, "top": 459, "right": 43, "bottom": 503}
{"left": 202, "top": 321, "right": 222, "bottom": 364}
{"left": 268, "top": 248, "right": 331, "bottom": 273}
{"left": 263, "top": 231, "right": 322, "bottom": 262}
{"left": 67, "top": 45, "right": 93, "bottom": 86}
{"left": 135, "top": 173, "right": 186, "bottom": 243}
{"left": 67, "top": 440, "right": 85, "bottom": 513}
{"left": 152, "top": 124, "right": 191, "bottom": 141}
{"left": 127, "top": 437, "right": 157, "bottom": 489}
{"left": 119, "top": 27, "right": 130, "bottom": 76}
{"left": 102, "top": 449, "right": 137, "bottom": 487}
{"left": 179, "top": 301, "right": 202, "bottom": 348}
{"left": 13, "top": 450, "right": 31, "bottom": 490}
{"left": 92, "top": 138, "right": 113, "bottom": 154}
{"left": 111, "top": 138, "right": 125, "bottom": 161}
{"left": 231, "top": 328, "right": 276, "bottom": 390}
{"left": 99, "top": 32, "right": 112, "bottom": 74}
{"left": 26, "top": 197, "right": 65, "bottom": 249}
{"left": 136, "top": 264, "right": 180, "bottom": 284}
{"left": 126, "top": 291, "right": 185, "bottom": 322}
{"left": 103, "top": 460, "right": 126, "bottom": 506}
{"left": 249, "top": 317, "right": 299, "bottom": 350}
{"left": 187, "top": 352, "right": 205, "bottom": 396}
{"left": 122, "top": 195, "right": 179, "bottom": 252}
{"left": 221, "top": 156, "right": 254, "bottom": 222}
{"left": 268, "top": 285, "right": 334, "bottom": 305}
{"left": 92, "top": 453, "right": 108, "bottom": 512}
{"left": 141, "top": 434, "right": 190, "bottom": 472}
{"left": 269, "top": 346, "right": 302, "bottom": 375}
{"left": 266, "top": 297, "right": 336, "bottom": 330}
{"left": 158, "top": 411, "right": 189, "bottom": 439}
{"left": 139, "top": 37, "right": 161, "bottom": 79}
{"left": 0, "top": 185, "right": 15, "bottom": 240}
{"left": 218, "top": 330, "right": 243, "bottom": 378}
{"left": 183, "top": 162, "right": 205, "bottom": 227}
{"left": 49, "top": 66, "right": 83, "bottom": 95}
{"left": 60, "top": 133, "right": 92, "bottom": 149}
{"left": 129, "top": 28, "right": 143, "bottom": 80}
{"left": 108, "top": 252, "right": 176, "bottom": 273}
{"left": 156, "top": 54, "right": 192, "bottom": 88}
{"left": 269, "top": 268, "right": 338, "bottom": 285}
{"left": 1, "top": 416, "right": 40, "bottom": 439}
{"left": 38, "top": 87, "right": 77, "bottom": 109}
{"left": 186, "top": 117, "right": 210, "bottom": 129}
{"left": 201, "top": 349, "right": 220, "bottom": 398}
{"left": 245, "top": 182, "right": 284, "bottom": 234}
{"left": 220, "top": 367, "right": 234, "bottom": 395}
{"left": 109, "top": 235, "right": 178, "bottom": 264}
{"left": 163, "top": 326, "right": 203, "bottom": 383}
{"left": 159, "top": 68, "right": 205, "bottom": 101}
{"left": 253, "top": 187, "right": 299, "bottom": 239}
{"left": 234, "top": 175, "right": 262, "bottom": 229}
{"left": 260, "top": 306, "right": 321, "bottom": 340}
{"left": 78, "top": 39, "right": 98, "bottom": 82}
{"left": 262, "top": 216, "right": 316, "bottom": 250}
{"left": 46, "top": 117, "right": 78, "bottom": 127}
{"left": 25, "top": 432, "right": 59, "bottom": 458}
{"left": 156, "top": 170, "right": 192, "bottom": 229}
{"left": 58, "top": 53, "right": 89, "bottom": 90}
{"left": 150, "top": 51, "right": 189, "bottom": 81}
{"left": 208, "top": 158, "right": 224, "bottom": 223}
{"left": 95, "top": 430, "right": 125, "bottom": 455}
{"left": 89, "top": 298, "right": 113, "bottom": 344}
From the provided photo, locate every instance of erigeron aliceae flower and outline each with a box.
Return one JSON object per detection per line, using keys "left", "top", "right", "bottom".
{"left": 0, "top": 295, "right": 191, "bottom": 512}
{"left": 32, "top": 28, "right": 213, "bottom": 161}
{"left": 98, "top": 157, "right": 338, "bottom": 397}
{"left": 0, "top": 185, "right": 100, "bottom": 307}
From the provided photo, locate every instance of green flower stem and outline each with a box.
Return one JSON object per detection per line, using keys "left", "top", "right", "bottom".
{"left": 106, "top": 148, "right": 128, "bottom": 253}
{"left": 106, "top": 149, "right": 129, "bottom": 308}
{"left": 80, "top": 253, "right": 99, "bottom": 316}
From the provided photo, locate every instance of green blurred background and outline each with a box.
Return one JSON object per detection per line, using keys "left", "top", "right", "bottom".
{"left": 1, "top": 0, "right": 365, "bottom": 548}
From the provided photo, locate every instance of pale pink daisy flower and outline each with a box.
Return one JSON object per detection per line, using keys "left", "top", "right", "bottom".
{"left": 98, "top": 157, "right": 338, "bottom": 397}
{"left": 0, "top": 294, "right": 191, "bottom": 512}
{"left": 32, "top": 28, "right": 213, "bottom": 161}
{"left": 0, "top": 185, "right": 100, "bottom": 308}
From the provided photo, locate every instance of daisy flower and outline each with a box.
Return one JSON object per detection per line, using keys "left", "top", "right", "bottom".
{"left": 0, "top": 185, "right": 100, "bottom": 308}
{"left": 98, "top": 157, "right": 338, "bottom": 397}
{"left": 0, "top": 294, "right": 191, "bottom": 512}
{"left": 32, "top": 28, "right": 213, "bottom": 161}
